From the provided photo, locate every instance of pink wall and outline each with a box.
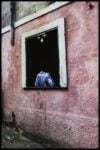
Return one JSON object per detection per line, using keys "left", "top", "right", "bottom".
{"left": 2, "top": 2, "right": 98, "bottom": 148}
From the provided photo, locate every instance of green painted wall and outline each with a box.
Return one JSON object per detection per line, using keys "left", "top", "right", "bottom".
{"left": 2, "top": 1, "right": 54, "bottom": 28}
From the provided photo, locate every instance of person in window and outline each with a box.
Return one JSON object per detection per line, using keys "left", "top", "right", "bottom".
{"left": 35, "top": 71, "right": 55, "bottom": 87}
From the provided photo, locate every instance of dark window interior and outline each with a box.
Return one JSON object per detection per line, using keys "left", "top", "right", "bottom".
{"left": 25, "top": 28, "right": 60, "bottom": 88}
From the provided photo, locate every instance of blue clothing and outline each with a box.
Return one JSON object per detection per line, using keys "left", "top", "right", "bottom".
{"left": 35, "top": 71, "right": 55, "bottom": 87}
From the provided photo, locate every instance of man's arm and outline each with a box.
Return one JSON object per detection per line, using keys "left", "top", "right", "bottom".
{"left": 46, "top": 73, "right": 55, "bottom": 87}
{"left": 35, "top": 75, "right": 39, "bottom": 86}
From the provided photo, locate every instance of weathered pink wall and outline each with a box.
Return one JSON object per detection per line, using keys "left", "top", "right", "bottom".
{"left": 2, "top": 2, "right": 98, "bottom": 148}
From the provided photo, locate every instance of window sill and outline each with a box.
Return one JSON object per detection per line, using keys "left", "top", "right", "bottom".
{"left": 23, "top": 87, "right": 68, "bottom": 90}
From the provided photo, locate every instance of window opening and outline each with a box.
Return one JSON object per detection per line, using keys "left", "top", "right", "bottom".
{"left": 22, "top": 18, "right": 67, "bottom": 89}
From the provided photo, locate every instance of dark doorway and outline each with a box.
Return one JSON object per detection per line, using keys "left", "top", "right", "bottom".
{"left": 25, "top": 28, "right": 60, "bottom": 88}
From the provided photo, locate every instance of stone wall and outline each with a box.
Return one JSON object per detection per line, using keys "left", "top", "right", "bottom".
{"left": 1, "top": 1, "right": 98, "bottom": 148}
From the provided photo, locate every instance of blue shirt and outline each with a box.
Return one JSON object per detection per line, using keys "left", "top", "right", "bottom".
{"left": 35, "top": 71, "right": 55, "bottom": 87}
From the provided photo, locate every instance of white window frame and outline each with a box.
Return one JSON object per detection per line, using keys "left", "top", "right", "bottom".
{"left": 22, "top": 18, "right": 67, "bottom": 88}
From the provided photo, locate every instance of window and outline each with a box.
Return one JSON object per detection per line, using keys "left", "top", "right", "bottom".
{"left": 22, "top": 18, "right": 67, "bottom": 89}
